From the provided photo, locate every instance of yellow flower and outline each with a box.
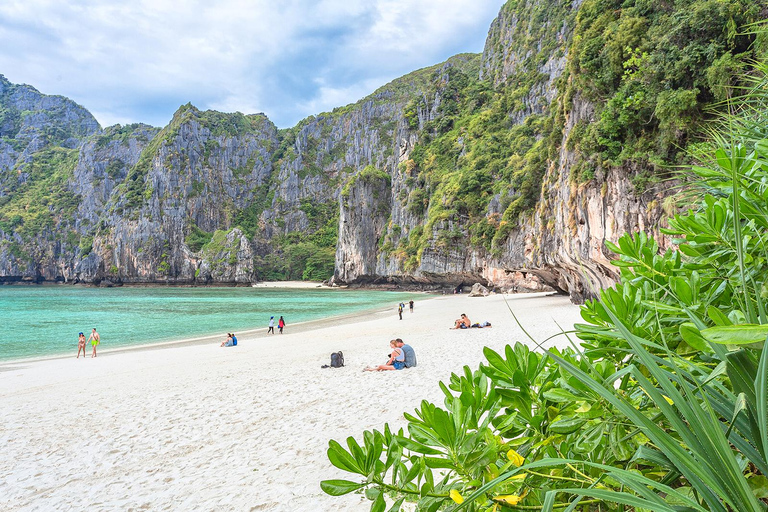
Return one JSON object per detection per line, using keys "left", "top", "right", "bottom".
{"left": 507, "top": 449, "right": 525, "bottom": 467}
{"left": 495, "top": 494, "right": 523, "bottom": 506}
{"left": 449, "top": 489, "right": 464, "bottom": 504}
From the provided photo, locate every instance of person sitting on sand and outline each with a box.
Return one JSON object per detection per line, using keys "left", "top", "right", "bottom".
{"left": 77, "top": 332, "right": 86, "bottom": 358}
{"left": 231, "top": 333, "right": 237, "bottom": 346}
{"left": 452, "top": 314, "right": 471, "bottom": 329}
{"left": 221, "top": 333, "right": 233, "bottom": 347}
{"left": 364, "top": 340, "right": 405, "bottom": 371}
{"left": 395, "top": 338, "right": 417, "bottom": 368}
{"left": 470, "top": 321, "right": 493, "bottom": 328}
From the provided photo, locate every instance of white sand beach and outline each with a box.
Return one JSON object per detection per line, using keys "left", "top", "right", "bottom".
{"left": 0, "top": 292, "right": 583, "bottom": 511}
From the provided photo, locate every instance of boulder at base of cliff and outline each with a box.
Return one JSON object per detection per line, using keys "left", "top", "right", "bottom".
{"left": 468, "top": 283, "right": 490, "bottom": 297}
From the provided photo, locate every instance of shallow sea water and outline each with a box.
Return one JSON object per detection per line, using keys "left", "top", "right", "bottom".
{"left": 0, "top": 285, "right": 404, "bottom": 361}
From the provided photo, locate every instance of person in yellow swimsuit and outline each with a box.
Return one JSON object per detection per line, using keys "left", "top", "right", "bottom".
{"left": 88, "top": 328, "right": 100, "bottom": 358}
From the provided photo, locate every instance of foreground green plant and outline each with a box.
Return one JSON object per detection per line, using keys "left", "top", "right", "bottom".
{"left": 322, "top": 38, "right": 768, "bottom": 512}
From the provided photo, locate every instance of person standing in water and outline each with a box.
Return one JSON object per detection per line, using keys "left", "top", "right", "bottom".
{"left": 268, "top": 316, "right": 275, "bottom": 334}
{"left": 77, "top": 332, "right": 86, "bottom": 358}
{"left": 278, "top": 316, "right": 285, "bottom": 334}
{"left": 88, "top": 328, "right": 100, "bottom": 357}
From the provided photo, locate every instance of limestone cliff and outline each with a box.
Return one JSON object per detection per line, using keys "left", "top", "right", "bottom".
{"left": 0, "top": 0, "right": 762, "bottom": 301}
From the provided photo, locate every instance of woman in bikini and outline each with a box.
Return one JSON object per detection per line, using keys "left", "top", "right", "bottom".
{"left": 77, "top": 332, "right": 86, "bottom": 358}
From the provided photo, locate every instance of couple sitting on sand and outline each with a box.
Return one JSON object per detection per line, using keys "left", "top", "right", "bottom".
{"left": 220, "top": 333, "right": 238, "bottom": 347}
{"left": 451, "top": 314, "right": 492, "bottom": 329}
{"left": 364, "top": 338, "right": 417, "bottom": 372}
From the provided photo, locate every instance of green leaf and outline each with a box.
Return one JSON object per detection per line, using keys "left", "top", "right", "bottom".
{"left": 424, "top": 456, "right": 456, "bottom": 469}
{"left": 756, "top": 338, "right": 768, "bottom": 462}
{"left": 748, "top": 475, "right": 768, "bottom": 499}
{"left": 679, "top": 323, "right": 711, "bottom": 352}
{"left": 327, "top": 440, "right": 363, "bottom": 474}
{"left": 320, "top": 479, "right": 366, "bottom": 496}
{"left": 393, "top": 435, "right": 443, "bottom": 455}
{"left": 701, "top": 324, "right": 768, "bottom": 345}
{"left": 716, "top": 148, "right": 732, "bottom": 172}
{"left": 708, "top": 306, "right": 733, "bottom": 326}
{"left": 542, "top": 388, "right": 580, "bottom": 403}
{"left": 549, "top": 416, "right": 587, "bottom": 434}
{"left": 388, "top": 497, "right": 405, "bottom": 512}
{"left": 574, "top": 423, "right": 604, "bottom": 454}
{"left": 371, "top": 490, "right": 386, "bottom": 512}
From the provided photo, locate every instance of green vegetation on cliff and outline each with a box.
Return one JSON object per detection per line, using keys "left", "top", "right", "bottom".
{"left": 256, "top": 199, "right": 338, "bottom": 281}
{"left": 567, "top": 0, "right": 766, "bottom": 175}
{"left": 383, "top": 0, "right": 766, "bottom": 269}
{"left": 0, "top": 147, "right": 80, "bottom": 238}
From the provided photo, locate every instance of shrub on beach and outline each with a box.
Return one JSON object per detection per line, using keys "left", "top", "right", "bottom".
{"left": 321, "top": 55, "right": 768, "bottom": 511}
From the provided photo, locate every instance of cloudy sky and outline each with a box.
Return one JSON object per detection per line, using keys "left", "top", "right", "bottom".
{"left": 0, "top": 0, "right": 502, "bottom": 129}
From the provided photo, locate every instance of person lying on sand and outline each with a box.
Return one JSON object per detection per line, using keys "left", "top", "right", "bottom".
{"left": 221, "top": 333, "right": 233, "bottom": 347}
{"left": 470, "top": 321, "right": 492, "bottom": 328}
{"left": 451, "top": 314, "right": 471, "bottom": 329}
{"left": 364, "top": 340, "right": 405, "bottom": 371}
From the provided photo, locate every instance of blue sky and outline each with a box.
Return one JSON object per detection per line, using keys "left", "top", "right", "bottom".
{"left": 0, "top": 0, "right": 502, "bottom": 129}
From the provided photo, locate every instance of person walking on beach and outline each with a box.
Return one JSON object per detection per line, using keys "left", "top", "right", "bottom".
{"left": 268, "top": 316, "right": 275, "bottom": 334}
{"left": 77, "top": 332, "right": 86, "bottom": 358}
{"left": 278, "top": 316, "right": 285, "bottom": 334}
{"left": 409, "top": 300, "right": 414, "bottom": 313}
{"left": 88, "top": 328, "right": 100, "bottom": 357}
{"left": 398, "top": 303, "right": 403, "bottom": 320}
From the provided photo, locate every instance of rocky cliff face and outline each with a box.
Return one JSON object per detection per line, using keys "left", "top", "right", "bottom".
{"left": 0, "top": 0, "right": 752, "bottom": 300}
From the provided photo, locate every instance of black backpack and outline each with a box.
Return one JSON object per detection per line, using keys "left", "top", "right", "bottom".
{"left": 330, "top": 351, "right": 344, "bottom": 368}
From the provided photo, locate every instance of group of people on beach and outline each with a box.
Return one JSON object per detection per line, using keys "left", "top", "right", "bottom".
{"left": 76, "top": 328, "right": 100, "bottom": 358}
{"left": 268, "top": 316, "right": 285, "bottom": 334}
{"left": 219, "top": 315, "right": 286, "bottom": 348}
{"left": 364, "top": 338, "right": 417, "bottom": 372}
{"left": 397, "top": 300, "right": 414, "bottom": 320}
{"left": 220, "top": 333, "right": 238, "bottom": 347}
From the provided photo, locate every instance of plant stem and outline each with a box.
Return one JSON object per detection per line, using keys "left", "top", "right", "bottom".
{"left": 372, "top": 480, "right": 446, "bottom": 499}
{"left": 522, "top": 469, "right": 591, "bottom": 485}
{"left": 499, "top": 499, "right": 601, "bottom": 510}
{"left": 565, "top": 464, "right": 595, "bottom": 483}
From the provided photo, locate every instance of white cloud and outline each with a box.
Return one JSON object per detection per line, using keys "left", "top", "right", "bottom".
{"left": 0, "top": 0, "right": 502, "bottom": 128}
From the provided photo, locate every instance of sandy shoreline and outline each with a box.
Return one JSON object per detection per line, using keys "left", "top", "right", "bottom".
{"left": 0, "top": 292, "right": 582, "bottom": 511}
{"left": 0, "top": 301, "right": 400, "bottom": 368}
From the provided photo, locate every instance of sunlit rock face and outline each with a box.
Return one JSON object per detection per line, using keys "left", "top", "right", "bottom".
{"left": 0, "top": 0, "right": 675, "bottom": 300}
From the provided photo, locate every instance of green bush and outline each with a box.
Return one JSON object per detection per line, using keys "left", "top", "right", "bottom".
{"left": 321, "top": 56, "right": 768, "bottom": 512}
{"left": 185, "top": 225, "right": 213, "bottom": 252}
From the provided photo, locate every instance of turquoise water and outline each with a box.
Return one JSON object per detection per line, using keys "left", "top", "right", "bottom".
{"left": 0, "top": 286, "right": 404, "bottom": 361}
